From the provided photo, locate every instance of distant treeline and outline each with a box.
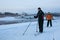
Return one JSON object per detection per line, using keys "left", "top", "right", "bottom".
{"left": 0, "top": 12, "right": 60, "bottom": 17}
{"left": 0, "top": 12, "right": 19, "bottom": 17}
{"left": 45, "top": 13, "right": 60, "bottom": 17}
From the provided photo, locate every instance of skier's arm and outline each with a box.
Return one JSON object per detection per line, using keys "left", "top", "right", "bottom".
{"left": 34, "top": 12, "right": 39, "bottom": 18}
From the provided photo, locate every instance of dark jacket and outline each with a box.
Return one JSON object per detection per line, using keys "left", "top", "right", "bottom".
{"left": 34, "top": 10, "right": 44, "bottom": 20}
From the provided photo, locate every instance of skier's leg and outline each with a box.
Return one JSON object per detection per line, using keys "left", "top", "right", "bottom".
{"left": 39, "top": 20, "right": 43, "bottom": 33}
{"left": 38, "top": 18, "right": 43, "bottom": 33}
{"left": 47, "top": 20, "right": 49, "bottom": 27}
{"left": 50, "top": 20, "right": 52, "bottom": 27}
{"left": 40, "top": 26, "right": 43, "bottom": 33}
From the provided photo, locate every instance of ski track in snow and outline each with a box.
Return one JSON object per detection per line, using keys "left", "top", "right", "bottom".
{"left": 0, "top": 18, "right": 60, "bottom": 40}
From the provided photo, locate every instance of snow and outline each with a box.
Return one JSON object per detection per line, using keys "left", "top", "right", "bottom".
{"left": 0, "top": 17, "right": 60, "bottom": 40}
{"left": 0, "top": 17, "right": 16, "bottom": 21}
{"left": 0, "top": 16, "right": 37, "bottom": 25}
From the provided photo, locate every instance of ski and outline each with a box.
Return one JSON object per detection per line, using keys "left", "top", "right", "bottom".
{"left": 34, "top": 32, "right": 40, "bottom": 36}
{"left": 34, "top": 32, "right": 44, "bottom": 36}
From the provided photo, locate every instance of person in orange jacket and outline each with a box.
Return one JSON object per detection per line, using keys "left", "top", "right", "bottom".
{"left": 46, "top": 12, "right": 53, "bottom": 27}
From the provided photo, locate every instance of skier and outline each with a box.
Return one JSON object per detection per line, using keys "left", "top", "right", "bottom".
{"left": 46, "top": 12, "right": 53, "bottom": 27}
{"left": 34, "top": 7, "right": 44, "bottom": 33}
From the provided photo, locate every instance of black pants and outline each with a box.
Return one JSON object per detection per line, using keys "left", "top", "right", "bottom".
{"left": 47, "top": 20, "right": 52, "bottom": 27}
{"left": 38, "top": 19, "right": 44, "bottom": 33}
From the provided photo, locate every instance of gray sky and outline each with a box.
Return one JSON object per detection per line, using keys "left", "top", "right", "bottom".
{"left": 0, "top": 0, "right": 60, "bottom": 13}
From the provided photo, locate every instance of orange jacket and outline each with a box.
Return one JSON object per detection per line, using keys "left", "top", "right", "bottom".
{"left": 46, "top": 14, "right": 53, "bottom": 20}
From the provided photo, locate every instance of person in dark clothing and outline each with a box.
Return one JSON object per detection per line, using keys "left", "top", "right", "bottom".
{"left": 46, "top": 12, "right": 53, "bottom": 27}
{"left": 34, "top": 7, "right": 44, "bottom": 33}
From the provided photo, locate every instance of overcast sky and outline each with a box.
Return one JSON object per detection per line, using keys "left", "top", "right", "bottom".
{"left": 0, "top": 0, "right": 60, "bottom": 13}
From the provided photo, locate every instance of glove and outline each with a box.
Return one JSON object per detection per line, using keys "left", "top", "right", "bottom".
{"left": 34, "top": 16, "right": 37, "bottom": 18}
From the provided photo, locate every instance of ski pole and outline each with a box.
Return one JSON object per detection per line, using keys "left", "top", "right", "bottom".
{"left": 53, "top": 28, "right": 55, "bottom": 40}
{"left": 36, "top": 22, "right": 38, "bottom": 32}
{"left": 23, "top": 22, "right": 32, "bottom": 35}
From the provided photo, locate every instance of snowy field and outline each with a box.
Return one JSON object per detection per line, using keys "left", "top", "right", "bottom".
{"left": 0, "top": 16, "right": 37, "bottom": 25}
{"left": 0, "top": 17, "right": 60, "bottom": 40}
